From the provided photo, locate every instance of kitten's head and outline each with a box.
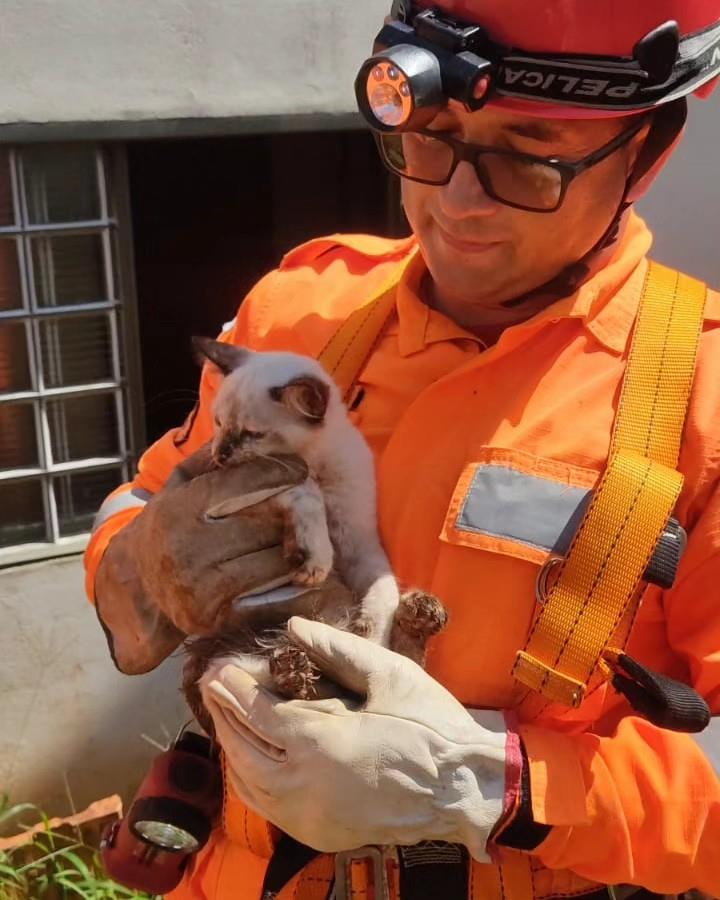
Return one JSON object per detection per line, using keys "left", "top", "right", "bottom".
{"left": 193, "top": 337, "right": 341, "bottom": 466}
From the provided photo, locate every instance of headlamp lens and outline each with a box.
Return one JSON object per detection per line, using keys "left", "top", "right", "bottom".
{"left": 366, "top": 60, "right": 414, "bottom": 128}
{"left": 133, "top": 820, "right": 200, "bottom": 853}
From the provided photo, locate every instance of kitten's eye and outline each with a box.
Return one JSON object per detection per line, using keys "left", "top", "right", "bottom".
{"left": 241, "top": 429, "right": 265, "bottom": 440}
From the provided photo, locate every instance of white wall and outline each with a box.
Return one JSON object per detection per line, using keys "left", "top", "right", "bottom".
{"left": 0, "top": 556, "right": 189, "bottom": 814}
{"left": 0, "top": 0, "right": 388, "bottom": 127}
{"left": 638, "top": 91, "right": 720, "bottom": 289}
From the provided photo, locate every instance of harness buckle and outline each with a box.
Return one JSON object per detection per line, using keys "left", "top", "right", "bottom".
{"left": 333, "top": 845, "right": 395, "bottom": 900}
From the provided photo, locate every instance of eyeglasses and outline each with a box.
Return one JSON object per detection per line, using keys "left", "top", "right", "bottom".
{"left": 375, "top": 118, "right": 647, "bottom": 213}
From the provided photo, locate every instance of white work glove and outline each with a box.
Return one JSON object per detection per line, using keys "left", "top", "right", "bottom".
{"left": 201, "top": 617, "right": 508, "bottom": 862}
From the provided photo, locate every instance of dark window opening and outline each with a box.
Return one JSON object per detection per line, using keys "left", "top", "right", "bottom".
{"left": 127, "top": 130, "right": 408, "bottom": 443}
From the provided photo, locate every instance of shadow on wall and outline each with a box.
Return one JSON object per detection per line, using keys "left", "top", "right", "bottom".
{"left": 638, "top": 90, "right": 720, "bottom": 287}
{"left": 0, "top": 556, "right": 189, "bottom": 816}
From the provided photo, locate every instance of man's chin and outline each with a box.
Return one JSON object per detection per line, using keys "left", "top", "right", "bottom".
{"left": 424, "top": 239, "right": 513, "bottom": 296}
{"left": 432, "top": 222, "right": 507, "bottom": 259}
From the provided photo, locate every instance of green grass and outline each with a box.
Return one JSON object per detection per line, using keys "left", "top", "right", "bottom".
{"left": 0, "top": 796, "right": 157, "bottom": 900}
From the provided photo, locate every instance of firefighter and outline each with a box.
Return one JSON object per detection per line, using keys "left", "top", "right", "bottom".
{"left": 87, "top": 1, "right": 720, "bottom": 898}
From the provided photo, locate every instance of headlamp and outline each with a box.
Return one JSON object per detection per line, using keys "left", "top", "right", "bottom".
{"left": 100, "top": 731, "right": 222, "bottom": 895}
{"left": 355, "top": 3, "right": 720, "bottom": 132}
{"left": 356, "top": 10, "right": 493, "bottom": 132}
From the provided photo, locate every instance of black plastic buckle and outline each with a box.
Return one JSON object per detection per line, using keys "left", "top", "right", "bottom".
{"left": 609, "top": 653, "right": 710, "bottom": 733}
{"left": 634, "top": 21, "right": 680, "bottom": 85}
{"left": 414, "top": 8, "right": 485, "bottom": 52}
{"left": 643, "top": 517, "right": 687, "bottom": 590}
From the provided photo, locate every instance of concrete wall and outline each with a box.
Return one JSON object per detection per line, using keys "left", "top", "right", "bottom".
{"left": 0, "top": 555, "right": 189, "bottom": 815}
{"left": 638, "top": 91, "right": 720, "bottom": 288}
{"left": 0, "top": 0, "right": 388, "bottom": 129}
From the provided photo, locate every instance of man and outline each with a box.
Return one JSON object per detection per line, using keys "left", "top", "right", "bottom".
{"left": 86, "top": 1, "right": 720, "bottom": 898}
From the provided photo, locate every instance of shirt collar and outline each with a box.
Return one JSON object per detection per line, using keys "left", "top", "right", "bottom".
{"left": 394, "top": 250, "right": 485, "bottom": 357}
{"left": 393, "top": 212, "right": 654, "bottom": 358}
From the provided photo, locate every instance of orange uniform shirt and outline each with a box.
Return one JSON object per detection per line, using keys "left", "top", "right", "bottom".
{"left": 85, "top": 213, "right": 720, "bottom": 899}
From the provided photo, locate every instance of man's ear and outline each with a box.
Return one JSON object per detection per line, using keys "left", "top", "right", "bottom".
{"left": 270, "top": 376, "right": 330, "bottom": 424}
{"left": 192, "top": 337, "right": 250, "bottom": 376}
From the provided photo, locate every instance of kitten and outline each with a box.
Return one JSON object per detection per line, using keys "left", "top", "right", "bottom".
{"left": 177, "top": 338, "right": 447, "bottom": 728}
{"left": 193, "top": 336, "right": 400, "bottom": 648}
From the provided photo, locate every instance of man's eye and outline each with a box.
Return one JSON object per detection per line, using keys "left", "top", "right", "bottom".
{"left": 241, "top": 430, "right": 265, "bottom": 440}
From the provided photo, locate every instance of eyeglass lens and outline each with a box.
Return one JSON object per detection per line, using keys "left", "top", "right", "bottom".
{"left": 383, "top": 132, "right": 564, "bottom": 212}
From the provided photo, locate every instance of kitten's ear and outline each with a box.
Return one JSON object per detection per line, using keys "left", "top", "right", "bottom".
{"left": 271, "top": 376, "right": 330, "bottom": 424}
{"left": 192, "top": 336, "right": 249, "bottom": 376}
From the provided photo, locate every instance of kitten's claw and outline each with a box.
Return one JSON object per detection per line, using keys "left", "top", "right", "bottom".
{"left": 284, "top": 534, "right": 333, "bottom": 587}
{"left": 291, "top": 562, "right": 331, "bottom": 586}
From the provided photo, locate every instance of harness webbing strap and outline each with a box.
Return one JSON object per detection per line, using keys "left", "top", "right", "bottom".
{"left": 317, "top": 249, "right": 419, "bottom": 401}
{"left": 260, "top": 834, "right": 322, "bottom": 900}
{"left": 610, "top": 266, "right": 707, "bottom": 467}
{"left": 514, "top": 262, "right": 707, "bottom": 707}
{"left": 397, "top": 843, "right": 469, "bottom": 900}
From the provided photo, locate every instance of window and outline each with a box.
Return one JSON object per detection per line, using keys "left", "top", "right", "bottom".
{"left": 0, "top": 145, "right": 138, "bottom": 563}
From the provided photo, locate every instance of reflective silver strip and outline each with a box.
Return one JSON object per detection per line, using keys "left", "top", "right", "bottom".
{"left": 693, "top": 717, "right": 719, "bottom": 773}
{"left": 457, "top": 464, "right": 591, "bottom": 555}
{"left": 92, "top": 487, "right": 153, "bottom": 532}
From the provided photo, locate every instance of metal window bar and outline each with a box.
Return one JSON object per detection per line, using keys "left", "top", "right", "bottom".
{"left": 0, "top": 381, "right": 121, "bottom": 404}
{"left": 0, "top": 145, "right": 135, "bottom": 558}
{"left": 0, "top": 299, "right": 120, "bottom": 322}
{"left": 0, "top": 219, "right": 117, "bottom": 238}
{"left": 0, "top": 456, "right": 126, "bottom": 483}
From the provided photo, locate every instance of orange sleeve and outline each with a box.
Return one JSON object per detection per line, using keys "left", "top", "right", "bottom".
{"left": 83, "top": 283, "right": 263, "bottom": 603}
{"left": 519, "top": 486, "right": 720, "bottom": 895}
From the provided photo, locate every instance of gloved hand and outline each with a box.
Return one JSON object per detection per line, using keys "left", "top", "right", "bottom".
{"left": 201, "top": 617, "right": 510, "bottom": 862}
{"left": 95, "top": 450, "right": 352, "bottom": 675}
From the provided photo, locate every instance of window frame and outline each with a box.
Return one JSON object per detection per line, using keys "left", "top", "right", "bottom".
{"left": 0, "top": 144, "right": 143, "bottom": 567}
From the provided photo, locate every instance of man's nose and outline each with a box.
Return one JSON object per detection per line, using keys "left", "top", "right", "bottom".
{"left": 438, "top": 160, "right": 500, "bottom": 220}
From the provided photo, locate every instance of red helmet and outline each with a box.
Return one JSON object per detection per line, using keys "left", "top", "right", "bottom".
{"left": 403, "top": 0, "right": 720, "bottom": 118}
{"left": 359, "top": 1, "right": 719, "bottom": 272}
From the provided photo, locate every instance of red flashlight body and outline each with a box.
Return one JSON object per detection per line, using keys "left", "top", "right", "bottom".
{"left": 101, "top": 733, "right": 222, "bottom": 895}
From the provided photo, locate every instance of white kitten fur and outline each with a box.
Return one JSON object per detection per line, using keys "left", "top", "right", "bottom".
{"left": 208, "top": 346, "right": 400, "bottom": 647}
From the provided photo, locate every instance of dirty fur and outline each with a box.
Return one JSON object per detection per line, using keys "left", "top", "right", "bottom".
{"left": 177, "top": 340, "right": 448, "bottom": 729}
{"left": 183, "top": 590, "right": 448, "bottom": 737}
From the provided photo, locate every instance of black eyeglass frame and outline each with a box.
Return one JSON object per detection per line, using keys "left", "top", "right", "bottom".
{"left": 375, "top": 116, "right": 649, "bottom": 213}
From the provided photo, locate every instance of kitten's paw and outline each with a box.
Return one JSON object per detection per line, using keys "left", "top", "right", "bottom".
{"left": 292, "top": 563, "right": 331, "bottom": 586}
{"left": 395, "top": 590, "right": 448, "bottom": 638}
{"left": 284, "top": 536, "right": 333, "bottom": 586}
{"left": 269, "top": 641, "right": 320, "bottom": 700}
{"left": 390, "top": 590, "right": 448, "bottom": 666}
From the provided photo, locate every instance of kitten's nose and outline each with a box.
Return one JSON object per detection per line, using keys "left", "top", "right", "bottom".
{"left": 213, "top": 447, "right": 230, "bottom": 467}
{"left": 213, "top": 433, "right": 240, "bottom": 467}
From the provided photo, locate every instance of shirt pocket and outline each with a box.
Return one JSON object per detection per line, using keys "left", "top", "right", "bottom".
{"left": 440, "top": 446, "right": 601, "bottom": 566}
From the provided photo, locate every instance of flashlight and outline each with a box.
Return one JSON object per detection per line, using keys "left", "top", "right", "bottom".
{"left": 355, "top": 9, "right": 494, "bottom": 132}
{"left": 100, "top": 730, "right": 222, "bottom": 896}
